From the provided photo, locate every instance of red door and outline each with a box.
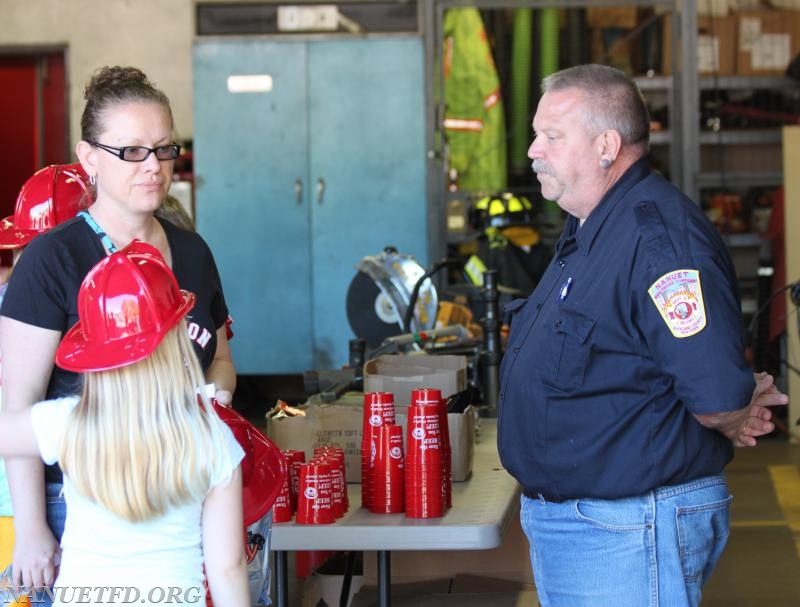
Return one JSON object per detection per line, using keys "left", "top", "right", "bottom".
{"left": 0, "top": 52, "right": 68, "bottom": 220}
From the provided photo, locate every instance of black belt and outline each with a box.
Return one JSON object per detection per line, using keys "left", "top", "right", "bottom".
{"left": 523, "top": 489, "right": 567, "bottom": 503}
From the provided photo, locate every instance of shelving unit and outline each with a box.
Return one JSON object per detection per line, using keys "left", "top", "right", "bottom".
{"left": 426, "top": 0, "right": 700, "bottom": 261}
{"left": 697, "top": 75, "right": 796, "bottom": 191}
{"left": 427, "top": 2, "right": 796, "bottom": 374}
{"left": 635, "top": 74, "right": 796, "bottom": 193}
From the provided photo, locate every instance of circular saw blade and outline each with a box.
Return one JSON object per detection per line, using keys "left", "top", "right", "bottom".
{"left": 346, "top": 270, "right": 403, "bottom": 349}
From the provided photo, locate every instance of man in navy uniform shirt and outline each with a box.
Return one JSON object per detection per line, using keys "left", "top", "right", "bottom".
{"left": 497, "top": 64, "right": 788, "bottom": 606}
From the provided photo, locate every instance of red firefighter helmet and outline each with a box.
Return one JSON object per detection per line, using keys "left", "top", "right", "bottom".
{"left": 213, "top": 402, "right": 287, "bottom": 525}
{"left": 56, "top": 240, "right": 196, "bottom": 372}
{"left": 0, "top": 163, "right": 90, "bottom": 249}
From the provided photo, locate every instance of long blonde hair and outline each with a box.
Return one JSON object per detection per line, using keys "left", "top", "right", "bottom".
{"left": 59, "top": 320, "right": 231, "bottom": 522}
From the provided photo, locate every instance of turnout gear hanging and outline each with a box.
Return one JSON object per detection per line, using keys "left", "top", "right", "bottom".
{"left": 443, "top": 8, "right": 507, "bottom": 193}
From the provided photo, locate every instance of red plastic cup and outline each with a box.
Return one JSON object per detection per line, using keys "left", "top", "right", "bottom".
{"left": 272, "top": 454, "right": 293, "bottom": 523}
{"left": 312, "top": 455, "right": 345, "bottom": 519}
{"left": 404, "top": 392, "right": 445, "bottom": 518}
{"left": 282, "top": 450, "right": 306, "bottom": 512}
{"left": 361, "top": 392, "right": 396, "bottom": 510}
{"left": 362, "top": 392, "right": 396, "bottom": 433}
{"left": 405, "top": 405, "right": 442, "bottom": 465}
{"left": 295, "top": 462, "right": 335, "bottom": 524}
{"left": 315, "top": 446, "right": 349, "bottom": 512}
{"left": 410, "top": 388, "right": 442, "bottom": 408}
{"left": 370, "top": 424, "right": 405, "bottom": 514}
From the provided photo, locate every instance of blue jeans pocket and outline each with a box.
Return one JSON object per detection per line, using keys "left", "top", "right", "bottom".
{"left": 676, "top": 494, "right": 732, "bottom": 584}
{"left": 574, "top": 498, "right": 649, "bottom": 531}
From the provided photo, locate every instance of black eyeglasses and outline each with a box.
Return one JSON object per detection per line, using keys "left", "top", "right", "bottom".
{"left": 86, "top": 140, "right": 181, "bottom": 162}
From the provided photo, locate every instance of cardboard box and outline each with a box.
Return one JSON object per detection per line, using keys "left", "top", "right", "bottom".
{"left": 363, "top": 354, "right": 468, "bottom": 406}
{"left": 663, "top": 14, "right": 737, "bottom": 75}
{"left": 266, "top": 397, "right": 476, "bottom": 483}
{"left": 301, "top": 573, "right": 364, "bottom": 607}
{"left": 363, "top": 515, "right": 533, "bottom": 587}
{"left": 586, "top": 7, "right": 639, "bottom": 28}
{"left": 352, "top": 590, "right": 540, "bottom": 607}
{"left": 736, "top": 10, "right": 800, "bottom": 75}
{"left": 395, "top": 403, "right": 476, "bottom": 483}
{"left": 267, "top": 402, "right": 364, "bottom": 480}
{"left": 698, "top": 0, "right": 733, "bottom": 17}
{"left": 352, "top": 574, "right": 539, "bottom": 606}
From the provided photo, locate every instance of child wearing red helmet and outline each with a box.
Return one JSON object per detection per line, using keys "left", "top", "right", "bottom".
{"left": 0, "top": 242, "right": 249, "bottom": 605}
{"left": 0, "top": 164, "right": 90, "bottom": 599}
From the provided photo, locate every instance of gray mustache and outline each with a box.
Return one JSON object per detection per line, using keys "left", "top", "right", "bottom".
{"left": 532, "top": 160, "right": 552, "bottom": 175}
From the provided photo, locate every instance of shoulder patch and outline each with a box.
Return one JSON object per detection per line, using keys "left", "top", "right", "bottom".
{"left": 648, "top": 269, "right": 706, "bottom": 338}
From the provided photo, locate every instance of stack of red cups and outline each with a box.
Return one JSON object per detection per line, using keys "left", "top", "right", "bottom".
{"left": 361, "top": 392, "right": 396, "bottom": 510}
{"left": 370, "top": 424, "right": 405, "bottom": 513}
{"left": 295, "top": 461, "right": 335, "bottom": 524}
{"left": 312, "top": 447, "right": 348, "bottom": 518}
{"left": 282, "top": 449, "right": 306, "bottom": 514}
{"left": 272, "top": 451, "right": 293, "bottom": 522}
{"left": 404, "top": 388, "right": 445, "bottom": 518}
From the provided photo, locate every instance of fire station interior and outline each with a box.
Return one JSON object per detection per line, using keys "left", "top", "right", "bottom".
{"left": 2, "top": 0, "right": 800, "bottom": 605}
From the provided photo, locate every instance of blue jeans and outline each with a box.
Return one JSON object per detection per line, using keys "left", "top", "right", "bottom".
{"left": 520, "top": 475, "right": 732, "bottom": 607}
{"left": 0, "top": 483, "right": 65, "bottom": 606}
{"left": 44, "top": 482, "right": 66, "bottom": 545}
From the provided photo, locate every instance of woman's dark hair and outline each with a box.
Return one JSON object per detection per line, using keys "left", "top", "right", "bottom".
{"left": 81, "top": 66, "right": 173, "bottom": 142}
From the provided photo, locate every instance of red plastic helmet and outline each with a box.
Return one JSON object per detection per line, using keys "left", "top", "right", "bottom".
{"left": 212, "top": 401, "right": 287, "bottom": 526}
{"left": 0, "top": 163, "right": 90, "bottom": 249}
{"left": 55, "top": 240, "right": 196, "bottom": 372}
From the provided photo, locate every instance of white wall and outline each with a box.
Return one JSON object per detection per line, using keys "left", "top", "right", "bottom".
{"left": 0, "top": 0, "right": 195, "bottom": 154}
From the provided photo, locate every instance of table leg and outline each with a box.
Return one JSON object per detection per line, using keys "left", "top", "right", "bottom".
{"left": 377, "top": 550, "right": 391, "bottom": 607}
{"left": 275, "top": 550, "right": 288, "bottom": 607}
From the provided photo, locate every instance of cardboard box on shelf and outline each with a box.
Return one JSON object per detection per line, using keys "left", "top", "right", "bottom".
{"left": 266, "top": 396, "right": 476, "bottom": 483}
{"left": 736, "top": 9, "right": 800, "bottom": 75}
{"left": 586, "top": 7, "right": 639, "bottom": 28}
{"left": 663, "top": 14, "right": 737, "bottom": 75}
{"left": 363, "top": 354, "right": 468, "bottom": 406}
{"left": 588, "top": 8, "right": 660, "bottom": 75}
{"left": 699, "top": 0, "right": 734, "bottom": 17}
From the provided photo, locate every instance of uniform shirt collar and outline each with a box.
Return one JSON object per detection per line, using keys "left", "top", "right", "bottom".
{"left": 555, "top": 157, "right": 651, "bottom": 257}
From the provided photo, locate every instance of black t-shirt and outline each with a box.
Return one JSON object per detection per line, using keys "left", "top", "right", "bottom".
{"left": 1, "top": 215, "right": 229, "bottom": 400}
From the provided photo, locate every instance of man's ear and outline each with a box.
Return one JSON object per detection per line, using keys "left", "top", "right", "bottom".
{"left": 596, "top": 129, "right": 623, "bottom": 166}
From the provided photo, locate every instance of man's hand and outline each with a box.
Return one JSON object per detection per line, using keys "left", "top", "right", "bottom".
{"left": 694, "top": 372, "right": 788, "bottom": 447}
{"left": 11, "top": 522, "right": 60, "bottom": 591}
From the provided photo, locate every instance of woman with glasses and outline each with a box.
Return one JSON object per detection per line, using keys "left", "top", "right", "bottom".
{"left": 0, "top": 66, "right": 236, "bottom": 597}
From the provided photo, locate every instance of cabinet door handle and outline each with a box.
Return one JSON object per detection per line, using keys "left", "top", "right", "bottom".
{"left": 316, "top": 178, "right": 326, "bottom": 205}
{"left": 295, "top": 178, "right": 303, "bottom": 205}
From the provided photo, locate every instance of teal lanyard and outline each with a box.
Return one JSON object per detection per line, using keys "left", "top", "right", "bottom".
{"left": 78, "top": 211, "right": 118, "bottom": 253}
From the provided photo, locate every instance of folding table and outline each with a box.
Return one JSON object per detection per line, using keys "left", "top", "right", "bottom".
{"left": 271, "top": 420, "right": 521, "bottom": 607}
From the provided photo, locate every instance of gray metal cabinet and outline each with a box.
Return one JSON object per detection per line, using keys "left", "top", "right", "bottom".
{"left": 194, "top": 36, "right": 428, "bottom": 373}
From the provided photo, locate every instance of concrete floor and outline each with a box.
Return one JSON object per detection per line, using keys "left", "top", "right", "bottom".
{"left": 702, "top": 438, "right": 800, "bottom": 606}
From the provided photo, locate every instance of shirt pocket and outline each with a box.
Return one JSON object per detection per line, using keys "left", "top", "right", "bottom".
{"left": 540, "top": 307, "right": 597, "bottom": 391}
{"left": 504, "top": 297, "right": 528, "bottom": 322}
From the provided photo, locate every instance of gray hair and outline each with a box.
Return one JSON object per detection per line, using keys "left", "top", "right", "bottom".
{"left": 542, "top": 64, "right": 650, "bottom": 149}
